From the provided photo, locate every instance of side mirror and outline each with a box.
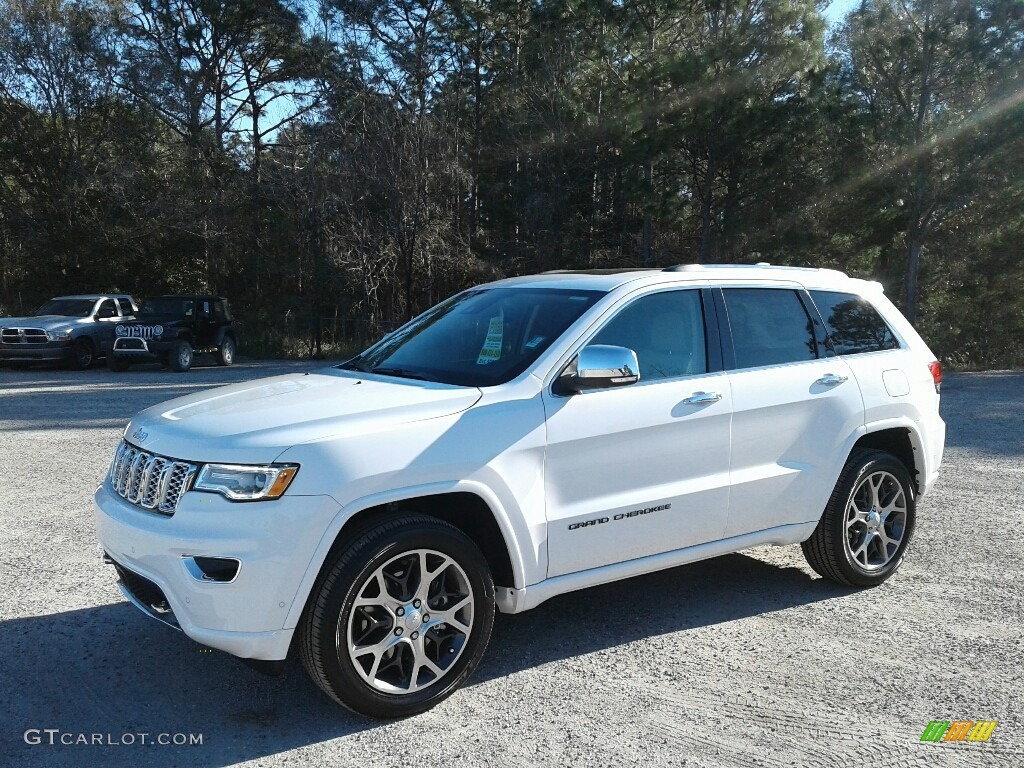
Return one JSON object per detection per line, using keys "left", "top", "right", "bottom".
{"left": 561, "top": 345, "right": 639, "bottom": 393}
{"left": 95, "top": 306, "right": 116, "bottom": 319}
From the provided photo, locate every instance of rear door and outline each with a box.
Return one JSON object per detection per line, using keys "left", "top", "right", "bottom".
{"left": 195, "top": 297, "right": 217, "bottom": 348}
{"left": 717, "top": 285, "right": 864, "bottom": 538}
{"left": 543, "top": 286, "right": 733, "bottom": 577}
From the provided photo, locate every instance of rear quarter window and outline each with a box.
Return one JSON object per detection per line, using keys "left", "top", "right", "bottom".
{"left": 810, "top": 291, "right": 900, "bottom": 355}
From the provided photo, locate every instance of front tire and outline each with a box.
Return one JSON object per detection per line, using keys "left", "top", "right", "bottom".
{"left": 299, "top": 514, "right": 495, "bottom": 718}
{"left": 802, "top": 448, "right": 916, "bottom": 587}
{"left": 71, "top": 338, "right": 95, "bottom": 370}
{"left": 169, "top": 340, "right": 193, "bottom": 372}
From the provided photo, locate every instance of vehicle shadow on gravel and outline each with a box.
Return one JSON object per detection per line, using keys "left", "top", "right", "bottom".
{"left": 481, "top": 552, "right": 851, "bottom": 682}
{"left": 0, "top": 552, "right": 851, "bottom": 768}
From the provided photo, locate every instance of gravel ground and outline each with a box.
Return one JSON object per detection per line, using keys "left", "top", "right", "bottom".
{"left": 0, "top": 361, "right": 1021, "bottom": 768}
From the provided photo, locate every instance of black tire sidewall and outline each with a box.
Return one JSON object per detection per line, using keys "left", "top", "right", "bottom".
{"left": 218, "top": 337, "right": 234, "bottom": 366}
{"left": 310, "top": 521, "right": 495, "bottom": 718}
{"left": 831, "top": 452, "right": 916, "bottom": 586}
{"left": 72, "top": 338, "right": 94, "bottom": 369}
{"left": 171, "top": 341, "right": 192, "bottom": 372}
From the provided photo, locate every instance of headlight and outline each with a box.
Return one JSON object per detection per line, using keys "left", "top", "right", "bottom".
{"left": 46, "top": 328, "right": 72, "bottom": 342}
{"left": 194, "top": 463, "right": 299, "bottom": 501}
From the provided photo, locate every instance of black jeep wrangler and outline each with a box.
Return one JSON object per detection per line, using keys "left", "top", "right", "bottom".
{"left": 109, "top": 295, "right": 238, "bottom": 372}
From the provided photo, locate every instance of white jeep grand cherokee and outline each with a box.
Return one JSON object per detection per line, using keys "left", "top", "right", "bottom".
{"left": 94, "top": 264, "right": 945, "bottom": 717}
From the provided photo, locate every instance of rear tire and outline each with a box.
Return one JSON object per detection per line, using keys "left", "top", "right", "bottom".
{"left": 217, "top": 336, "right": 235, "bottom": 366}
{"left": 802, "top": 448, "right": 916, "bottom": 587}
{"left": 169, "top": 340, "right": 193, "bottom": 372}
{"left": 299, "top": 514, "right": 495, "bottom": 718}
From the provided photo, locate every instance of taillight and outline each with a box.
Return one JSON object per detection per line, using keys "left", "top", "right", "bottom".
{"left": 928, "top": 360, "right": 942, "bottom": 393}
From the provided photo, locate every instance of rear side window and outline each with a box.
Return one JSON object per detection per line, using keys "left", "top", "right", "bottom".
{"left": 811, "top": 291, "right": 900, "bottom": 355}
{"left": 722, "top": 288, "right": 818, "bottom": 368}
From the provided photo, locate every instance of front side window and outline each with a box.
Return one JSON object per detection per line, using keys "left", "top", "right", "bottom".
{"left": 344, "top": 287, "right": 604, "bottom": 386}
{"left": 810, "top": 291, "right": 900, "bottom": 355}
{"left": 722, "top": 288, "right": 818, "bottom": 369}
{"left": 589, "top": 290, "right": 707, "bottom": 382}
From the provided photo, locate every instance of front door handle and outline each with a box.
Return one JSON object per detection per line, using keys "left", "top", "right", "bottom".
{"left": 681, "top": 391, "right": 723, "bottom": 405}
{"left": 815, "top": 373, "right": 849, "bottom": 386}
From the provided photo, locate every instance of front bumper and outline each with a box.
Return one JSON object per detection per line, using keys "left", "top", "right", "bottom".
{"left": 0, "top": 340, "right": 73, "bottom": 362}
{"left": 93, "top": 480, "right": 342, "bottom": 660}
{"left": 111, "top": 337, "right": 177, "bottom": 361}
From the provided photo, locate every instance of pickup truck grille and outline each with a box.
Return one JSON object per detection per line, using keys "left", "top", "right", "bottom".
{"left": 1, "top": 327, "right": 47, "bottom": 344}
{"left": 108, "top": 441, "right": 196, "bottom": 516}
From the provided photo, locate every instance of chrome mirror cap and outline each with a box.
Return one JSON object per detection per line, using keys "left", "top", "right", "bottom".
{"left": 567, "top": 345, "right": 640, "bottom": 392}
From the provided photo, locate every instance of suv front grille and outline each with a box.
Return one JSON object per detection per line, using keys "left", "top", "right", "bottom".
{"left": 109, "top": 440, "right": 196, "bottom": 516}
{"left": 1, "top": 327, "right": 47, "bottom": 344}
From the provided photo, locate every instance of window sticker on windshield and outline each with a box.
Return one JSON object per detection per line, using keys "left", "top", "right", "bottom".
{"left": 524, "top": 335, "right": 544, "bottom": 349}
{"left": 477, "top": 313, "right": 504, "bottom": 365}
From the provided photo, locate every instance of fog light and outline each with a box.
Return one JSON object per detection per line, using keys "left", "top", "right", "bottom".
{"left": 184, "top": 556, "right": 241, "bottom": 583}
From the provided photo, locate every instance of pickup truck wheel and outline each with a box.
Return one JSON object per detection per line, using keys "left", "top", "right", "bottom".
{"left": 169, "top": 340, "right": 193, "bottom": 372}
{"left": 71, "top": 338, "right": 95, "bottom": 370}
{"left": 802, "top": 449, "right": 915, "bottom": 587}
{"left": 107, "top": 356, "right": 130, "bottom": 372}
{"left": 216, "top": 336, "right": 235, "bottom": 366}
{"left": 299, "top": 514, "right": 495, "bottom": 718}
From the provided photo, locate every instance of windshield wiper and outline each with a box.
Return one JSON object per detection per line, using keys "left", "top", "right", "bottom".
{"left": 339, "top": 358, "right": 373, "bottom": 372}
{"left": 369, "top": 367, "right": 437, "bottom": 382}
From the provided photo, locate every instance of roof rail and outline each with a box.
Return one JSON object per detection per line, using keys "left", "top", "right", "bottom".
{"left": 664, "top": 263, "right": 772, "bottom": 272}
{"left": 541, "top": 268, "right": 657, "bottom": 275}
{"left": 664, "top": 263, "right": 848, "bottom": 278}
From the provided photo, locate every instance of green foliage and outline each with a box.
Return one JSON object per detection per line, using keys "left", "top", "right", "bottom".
{"left": 0, "top": 0, "right": 1021, "bottom": 366}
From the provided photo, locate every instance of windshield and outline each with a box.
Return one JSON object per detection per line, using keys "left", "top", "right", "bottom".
{"left": 141, "top": 297, "right": 194, "bottom": 316}
{"left": 35, "top": 299, "right": 96, "bottom": 317}
{"left": 343, "top": 287, "right": 604, "bottom": 386}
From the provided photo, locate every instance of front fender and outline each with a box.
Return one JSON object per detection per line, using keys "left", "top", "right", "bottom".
{"left": 280, "top": 479, "right": 532, "bottom": 630}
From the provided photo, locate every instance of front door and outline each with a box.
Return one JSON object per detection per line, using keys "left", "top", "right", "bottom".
{"left": 543, "top": 288, "right": 733, "bottom": 578}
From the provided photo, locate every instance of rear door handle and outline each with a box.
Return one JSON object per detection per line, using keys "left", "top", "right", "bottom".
{"left": 815, "top": 373, "right": 849, "bottom": 386}
{"left": 681, "top": 391, "right": 723, "bottom": 405}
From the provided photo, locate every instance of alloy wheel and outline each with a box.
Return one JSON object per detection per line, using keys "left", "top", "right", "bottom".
{"left": 844, "top": 470, "right": 907, "bottom": 570}
{"left": 340, "top": 548, "right": 475, "bottom": 695}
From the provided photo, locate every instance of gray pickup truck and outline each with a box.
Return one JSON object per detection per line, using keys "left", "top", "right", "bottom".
{"left": 0, "top": 294, "right": 137, "bottom": 369}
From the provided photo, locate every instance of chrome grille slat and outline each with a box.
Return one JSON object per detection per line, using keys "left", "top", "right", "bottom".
{"left": 140, "top": 458, "right": 168, "bottom": 508}
{"left": 1, "top": 327, "right": 48, "bottom": 344}
{"left": 107, "top": 440, "right": 195, "bottom": 516}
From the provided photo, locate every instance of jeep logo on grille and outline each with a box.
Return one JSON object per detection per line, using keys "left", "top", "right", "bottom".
{"left": 117, "top": 325, "right": 163, "bottom": 339}
{"left": 131, "top": 428, "right": 149, "bottom": 443}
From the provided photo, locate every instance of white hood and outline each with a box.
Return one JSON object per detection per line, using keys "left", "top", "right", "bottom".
{"left": 123, "top": 369, "right": 482, "bottom": 464}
